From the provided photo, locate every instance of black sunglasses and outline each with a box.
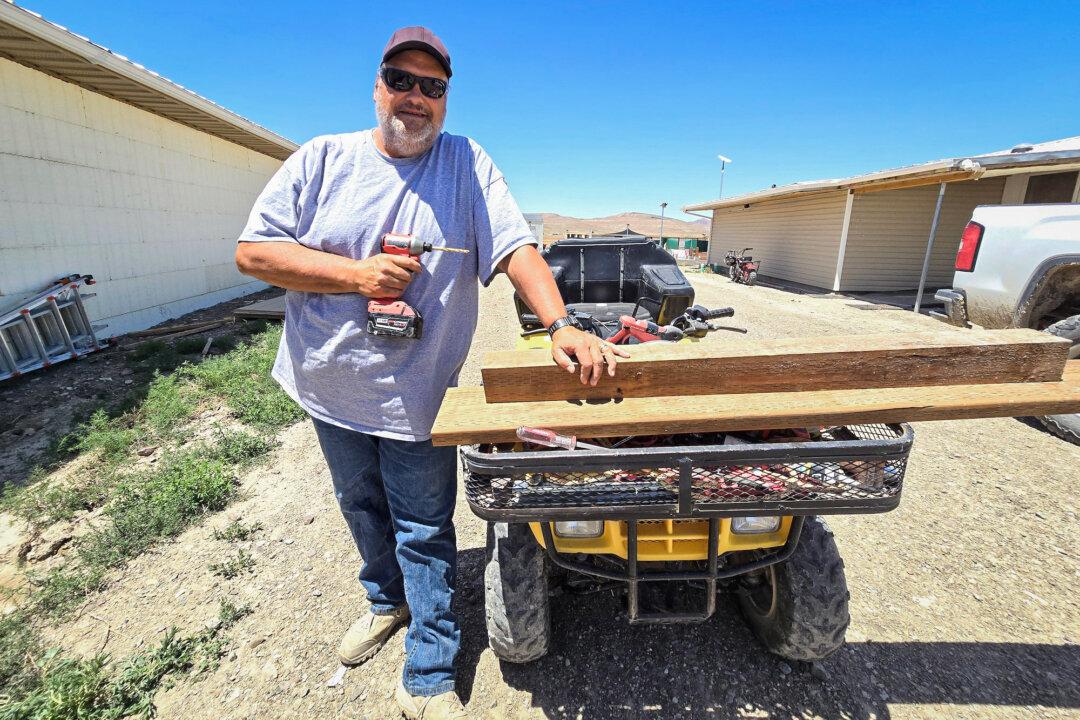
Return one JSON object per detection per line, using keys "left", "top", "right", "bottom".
{"left": 380, "top": 66, "right": 448, "bottom": 99}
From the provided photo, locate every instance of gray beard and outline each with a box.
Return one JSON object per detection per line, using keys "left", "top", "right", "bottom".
{"left": 375, "top": 103, "right": 442, "bottom": 157}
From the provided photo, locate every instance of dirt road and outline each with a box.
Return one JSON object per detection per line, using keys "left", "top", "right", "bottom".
{"left": 41, "top": 275, "right": 1080, "bottom": 719}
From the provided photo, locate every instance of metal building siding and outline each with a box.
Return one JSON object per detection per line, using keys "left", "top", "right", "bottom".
{"left": 706, "top": 191, "right": 848, "bottom": 288}
{"left": 0, "top": 57, "right": 282, "bottom": 336}
{"left": 838, "top": 177, "right": 1006, "bottom": 291}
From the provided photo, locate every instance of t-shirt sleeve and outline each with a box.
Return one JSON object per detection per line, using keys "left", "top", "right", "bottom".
{"left": 236, "top": 143, "right": 310, "bottom": 245}
{"left": 470, "top": 144, "right": 538, "bottom": 286}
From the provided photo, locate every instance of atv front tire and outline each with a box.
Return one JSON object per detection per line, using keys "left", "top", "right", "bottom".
{"left": 737, "top": 516, "right": 849, "bottom": 661}
{"left": 484, "top": 522, "right": 551, "bottom": 663}
{"left": 1038, "top": 314, "right": 1080, "bottom": 445}
{"left": 728, "top": 265, "right": 738, "bottom": 282}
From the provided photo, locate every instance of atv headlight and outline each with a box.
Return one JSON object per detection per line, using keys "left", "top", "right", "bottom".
{"left": 553, "top": 520, "right": 604, "bottom": 538}
{"left": 731, "top": 516, "right": 781, "bottom": 534}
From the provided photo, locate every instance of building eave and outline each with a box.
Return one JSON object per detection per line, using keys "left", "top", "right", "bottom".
{"left": 683, "top": 144, "right": 1080, "bottom": 214}
{"left": 0, "top": 1, "right": 298, "bottom": 160}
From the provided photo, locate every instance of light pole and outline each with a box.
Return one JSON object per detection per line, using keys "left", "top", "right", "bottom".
{"left": 717, "top": 154, "right": 732, "bottom": 198}
{"left": 658, "top": 202, "right": 667, "bottom": 248}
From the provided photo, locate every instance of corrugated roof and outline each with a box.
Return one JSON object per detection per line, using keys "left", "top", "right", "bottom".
{"left": 684, "top": 136, "right": 1080, "bottom": 212}
{"left": 0, "top": 1, "right": 297, "bottom": 160}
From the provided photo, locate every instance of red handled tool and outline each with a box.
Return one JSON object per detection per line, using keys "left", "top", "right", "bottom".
{"left": 516, "top": 426, "right": 604, "bottom": 451}
{"left": 366, "top": 233, "right": 469, "bottom": 339}
{"left": 607, "top": 315, "right": 685, "bottom": 344}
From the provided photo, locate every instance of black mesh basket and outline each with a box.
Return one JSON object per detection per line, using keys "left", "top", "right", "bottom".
{"left": 461, "top": 424, "right": 913, "bottom": 521}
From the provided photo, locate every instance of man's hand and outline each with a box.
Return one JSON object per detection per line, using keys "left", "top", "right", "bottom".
{"left": 550, "top": 327, "right": 631, "bottom": 386}
{"left": 353, "top": 254, "right": 423, "bottom": 298}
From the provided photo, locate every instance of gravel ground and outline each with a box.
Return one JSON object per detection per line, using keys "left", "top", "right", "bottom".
{"left": 26, "top": 275, "right": 1080, "bottom": 718}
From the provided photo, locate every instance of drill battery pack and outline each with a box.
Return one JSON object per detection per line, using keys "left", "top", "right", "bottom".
{"left": 367, "top": 299, "right": 424, "bottom": 339}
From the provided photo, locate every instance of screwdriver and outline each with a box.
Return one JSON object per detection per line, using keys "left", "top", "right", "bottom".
{"left": 516, "top": 426, "right": 604, "bottom": 451}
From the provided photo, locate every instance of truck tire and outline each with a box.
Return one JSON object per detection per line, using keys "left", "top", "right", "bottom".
{"left": 484, "top": 522, "right": 551, "bottom": 663}
{"left": 1039, "top": 314, "right": 1080, "bottom": 445}
{"left": 736, "top": 516, "right": 850, "bottom": 661}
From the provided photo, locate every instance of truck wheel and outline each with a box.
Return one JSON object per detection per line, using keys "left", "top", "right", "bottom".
{"left": 736, "top": 516, "right": 850, "bottom": 661}
{"left": 1038, "top": 314, "right": 1080, "bottom": 445}
{"left": 484, "top": 522, "right": 551, "bottom": 663}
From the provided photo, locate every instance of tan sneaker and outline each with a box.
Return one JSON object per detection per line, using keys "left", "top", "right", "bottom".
{"left": 337, "top": 606, "right": 409, "bottom": 665}
{"left": 395, "top": 682, "right": 469, "bottom": 719}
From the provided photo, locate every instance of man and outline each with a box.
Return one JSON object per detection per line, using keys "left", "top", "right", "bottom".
{"left": 235, "top": 27, "right": 626, "bottom": 719}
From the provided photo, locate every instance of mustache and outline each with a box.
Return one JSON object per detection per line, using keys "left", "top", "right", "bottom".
{"left": 395, "top": 103, "right": 431, "bottom": 117}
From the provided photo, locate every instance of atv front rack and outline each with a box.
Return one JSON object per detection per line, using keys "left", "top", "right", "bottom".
{"left": 461, "top": 424, "right": 913, "bottom": 521}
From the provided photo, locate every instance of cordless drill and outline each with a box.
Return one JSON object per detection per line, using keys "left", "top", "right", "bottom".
{"left": 366, "top": 233, "right": 469, "bottom": 339}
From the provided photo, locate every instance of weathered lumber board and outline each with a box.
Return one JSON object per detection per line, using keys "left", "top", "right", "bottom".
{"left": 431, "top": 361, "right": 1080, "bottom": 446}
{"left": 480, "top": 329, "right": 1070, "bottom": 403}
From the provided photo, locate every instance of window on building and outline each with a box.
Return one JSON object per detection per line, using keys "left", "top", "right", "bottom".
{"left": 1023, "top": 171, "right": 1078, "bottom": 204}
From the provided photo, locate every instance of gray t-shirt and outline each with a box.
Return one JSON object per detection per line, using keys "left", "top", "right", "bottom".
{"left": 237, "top": 130, "right": 536, "bottom": 441}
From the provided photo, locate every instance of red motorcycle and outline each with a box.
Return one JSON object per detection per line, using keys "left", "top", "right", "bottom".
{"left": 724, "top": 248, "right": 759, "bottom": 286}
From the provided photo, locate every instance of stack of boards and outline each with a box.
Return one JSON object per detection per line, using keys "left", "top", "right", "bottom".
{"left": 430, "top": 329, "right": 1080, "bottom": 446}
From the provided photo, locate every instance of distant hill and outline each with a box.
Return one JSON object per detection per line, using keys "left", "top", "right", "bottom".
{"left": 537, "top": 212, "right": 708, "bottom": 244}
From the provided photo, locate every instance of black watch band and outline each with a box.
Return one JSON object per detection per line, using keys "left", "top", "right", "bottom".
{"left": 546, "top": 316, "right": 580, "bottom": 337}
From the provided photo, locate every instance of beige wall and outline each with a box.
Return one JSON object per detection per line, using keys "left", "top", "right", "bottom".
{"left": 707, "top": 191, "right": 848, "bottom": 288}
{"left": 0, "top": 58, "right": 283, "bottom": 336}
{"left": 838, "top": 177, "right": 1006, "bottom": 291}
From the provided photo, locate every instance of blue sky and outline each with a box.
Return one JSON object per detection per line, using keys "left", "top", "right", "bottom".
{"left": 22, "top": 1, "right": 1080, "bottom": 221}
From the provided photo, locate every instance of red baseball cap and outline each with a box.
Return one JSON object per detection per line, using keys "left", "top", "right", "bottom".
{"left": 382, "top": 26, "right": 452, "bottom": 78}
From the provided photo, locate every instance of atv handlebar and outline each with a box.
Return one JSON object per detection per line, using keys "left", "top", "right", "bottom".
{"left": 687, "top": 305, "right": 735, "bottom": 321}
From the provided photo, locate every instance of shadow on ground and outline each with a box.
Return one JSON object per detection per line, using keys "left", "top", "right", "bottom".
{"left": 452, "top": 547, "right": 1078, "bottom": 719}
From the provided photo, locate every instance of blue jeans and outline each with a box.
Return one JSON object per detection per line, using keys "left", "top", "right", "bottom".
{"left": 312, "top": 417, "right": 459, "bottom": 696}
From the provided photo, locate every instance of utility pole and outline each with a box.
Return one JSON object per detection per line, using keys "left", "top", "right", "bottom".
{"left": 718, "top": 154, "right": 732, "bottom": 198}
{"left": 659, "top": 202, "right": 667, "bottom": 247}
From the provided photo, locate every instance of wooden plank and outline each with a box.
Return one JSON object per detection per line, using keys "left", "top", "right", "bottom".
{"left": 480, "top": 329, "right": 1070, "bottom": 403}
{"left": 235, "top": 294, "right": 286, "bottom": 320}
{"left": 431, "top": 361, "right": 1080, "bottom": 446}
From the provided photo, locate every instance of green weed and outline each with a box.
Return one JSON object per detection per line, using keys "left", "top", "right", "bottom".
{"left": 239, "top": 319, "right": 268, "bottom": 336}
{"left": 173, "top": 336, "right": 208, "bottom": 354}
{"left": 207, "top": 429, "right": 272, "bottom": 467}
{"left": 0, "top": 612, "right": 41, "bottom": 701}
{"left": 139, "top": 372, "right": 200, "bottom": 439}
{"left": 126, "top": 340, "right": 167, "bottom": 361}
{"left": 212, "top": 520, "right": 262, "bottom": 543}
{"left": 57, "top": 409, "right": 136, "bottom": 463}
{"left": 0, "top": 598, "right": 249, "bottom": 719}
{"left": 210, "top": 334, "right": 238, "bottom": 353}
{"left": 185, "top": 328, "right": 303, "bottom": 430}
{"left": 0, "top": 468, "right": 115, "bottom": 527}
{"left": 208, "top": 549, "right": 255, "bottom": 579}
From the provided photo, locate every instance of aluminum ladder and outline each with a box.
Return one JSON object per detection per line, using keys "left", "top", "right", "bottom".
{"left": 0, "top": 274, "right": 108, "bottom": 381}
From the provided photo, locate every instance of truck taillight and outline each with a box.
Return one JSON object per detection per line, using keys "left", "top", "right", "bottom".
{"left": 955, "top": 221, "right": 984, "bottom": 272}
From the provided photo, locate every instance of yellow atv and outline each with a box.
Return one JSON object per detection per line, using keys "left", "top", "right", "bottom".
{"left": 464, "top": 237, "right": 912, "bottom": 663}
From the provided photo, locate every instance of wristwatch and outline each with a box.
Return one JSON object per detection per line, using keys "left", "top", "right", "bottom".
{"left": 546, "top": 315, "right": 581, "bottom": 337}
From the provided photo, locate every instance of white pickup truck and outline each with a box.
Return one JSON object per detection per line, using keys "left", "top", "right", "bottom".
{"left": 933, "top": 204, "right": 1080, "bottom": 443}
